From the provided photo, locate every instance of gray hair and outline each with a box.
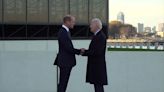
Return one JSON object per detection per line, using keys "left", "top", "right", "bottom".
{"left": 91, "top": 18, "right": 103, "bottom": 30}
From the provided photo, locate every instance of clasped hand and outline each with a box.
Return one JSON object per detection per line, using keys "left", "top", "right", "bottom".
{"left": 80, "top": 48, "right": 86, "bottom": 55}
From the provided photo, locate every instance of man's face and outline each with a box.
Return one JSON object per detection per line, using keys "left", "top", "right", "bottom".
{"left": 90, "top": 21, "right": 97, "bottom": 33}
{"left": 68, "top": 17, "right": 76, "bottom": 29}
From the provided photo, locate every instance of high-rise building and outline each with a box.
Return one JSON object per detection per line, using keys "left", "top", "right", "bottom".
{"left": 144, "top": 27, "right": 151, "bottom": 33}
{"left": 138, "top": 23, "right": 144, "bottom": 33}
{"left": 158, "top": 23, "right": 164, "bottom": 32}
{"left": 117, "top": 12, "right": 124, "bottom": 24}
{"left": 152, "top": 26, "right": 156, "bottom": 33}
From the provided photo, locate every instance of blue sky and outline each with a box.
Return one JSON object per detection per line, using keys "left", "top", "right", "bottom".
{"left": 109, "top": 0, "right": 164, "bottom": 29}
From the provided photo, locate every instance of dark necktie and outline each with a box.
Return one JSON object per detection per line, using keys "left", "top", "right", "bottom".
{"left": 67, "top": 31, "right": 71, "bottom": 39}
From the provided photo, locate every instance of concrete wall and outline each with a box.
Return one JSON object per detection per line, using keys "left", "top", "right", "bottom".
{"left": 0, "top": 40, "right": 164, "bottom": 92}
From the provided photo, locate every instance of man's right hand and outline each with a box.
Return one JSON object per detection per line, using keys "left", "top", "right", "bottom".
{"left": 80, "top": 48, "right": 86, "bottom": 55}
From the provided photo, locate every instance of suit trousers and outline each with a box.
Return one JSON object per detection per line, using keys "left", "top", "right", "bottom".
{"left": 94, "top": 84, "right": 104, "bottom": 92}
{"left": 57, "top": 66, "right": 72, "bottom": 92}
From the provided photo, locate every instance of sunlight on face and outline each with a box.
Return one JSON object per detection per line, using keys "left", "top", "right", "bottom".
{"left": 69, "top": 17, "right": 76, "bottom": 29}
{"left": 90, "top": 21, "right": 98, "bottom": 33}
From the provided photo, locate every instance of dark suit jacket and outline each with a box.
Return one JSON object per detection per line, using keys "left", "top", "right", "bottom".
{"left": 54, "top": 27, "right": 80, "bottom": 67}
{"left": 83, "top": 31, "right": 108, "bottom": 85}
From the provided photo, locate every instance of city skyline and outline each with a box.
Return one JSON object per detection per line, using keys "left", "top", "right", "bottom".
{"left": 109, "top": 0, "right": 164, "bottom": 28}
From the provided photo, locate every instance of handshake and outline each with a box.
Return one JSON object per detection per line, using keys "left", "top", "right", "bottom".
{"left": 79, "top": 48, "right": 87, "bottom": 55}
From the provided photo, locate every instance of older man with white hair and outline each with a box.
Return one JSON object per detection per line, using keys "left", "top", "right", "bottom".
{"left": 81, "top": 18, "right": 108, "bottom": 92}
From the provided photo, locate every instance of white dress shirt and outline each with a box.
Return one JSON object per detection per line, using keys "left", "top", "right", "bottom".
{"left": 94, "top": 29, "right": 101, "bottom": 35}
{"left": 62, "top": 25, "right": 69, "bottom": 32}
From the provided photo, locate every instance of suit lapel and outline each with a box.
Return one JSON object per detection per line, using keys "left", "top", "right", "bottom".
{"left": 95, "top": 31, "right": 101, "bottom": 36}
{"left": 62, "top": 27, "right": 71, "bottom": 39}
{"left": 89, "top": 31, "right": 102, "bottom": 49}
{"left": 89, "top": 34, "right": 97, "bottom": 49}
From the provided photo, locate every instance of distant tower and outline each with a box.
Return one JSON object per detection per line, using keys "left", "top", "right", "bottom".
{"left": 117, "top": 12, "right": 124, "bottom": 24}
{"left": 144, "top": 27, "right": 151, "bottom": 33}
{"left": 158, "top": 23, "right": 164, "bottom": 32}
{"left": 138, "top": 23, "right": 144, "bottom": 33}
{"left": 152, "top": 26, "right": 156, "bottom": 33}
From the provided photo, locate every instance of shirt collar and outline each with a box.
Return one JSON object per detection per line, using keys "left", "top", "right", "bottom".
{"left": 62, "top": 25, "right": 69, "bottom": 32}
{"left": 94, "top": 29, "right": 101, "bottom": 35}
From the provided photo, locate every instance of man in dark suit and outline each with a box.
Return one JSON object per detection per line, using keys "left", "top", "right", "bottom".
{"left": 81, "top": 18, "right": 108, "bottom": 92}
{"left": 54, "top": 15, "right": 81, "bottom": 92}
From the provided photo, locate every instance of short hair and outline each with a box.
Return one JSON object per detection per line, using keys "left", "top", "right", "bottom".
{"left": 91, "top": 18, "right": 103, "bottom": 29}
{"left": 63, "top": 15, "right": 74, "bottom": 23}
